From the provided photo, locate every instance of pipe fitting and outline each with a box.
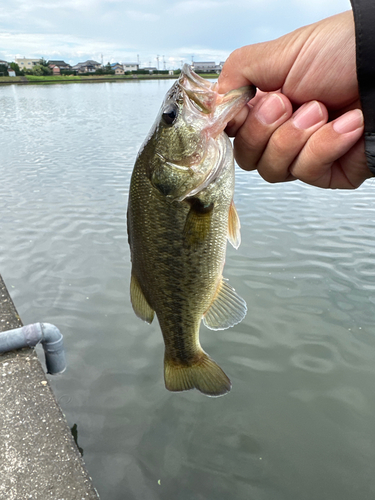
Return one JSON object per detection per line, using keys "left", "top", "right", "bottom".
{"left": 0, "top": 322, "right": 66, "bottom": 375}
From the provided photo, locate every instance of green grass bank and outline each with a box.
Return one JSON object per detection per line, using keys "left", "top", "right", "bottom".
{"left": 0, "top": 73, "right": 219, "bottom": 86}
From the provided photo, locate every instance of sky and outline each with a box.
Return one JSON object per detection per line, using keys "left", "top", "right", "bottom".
{"left": 0, "top": 0, "right": 351, "bottom": 68}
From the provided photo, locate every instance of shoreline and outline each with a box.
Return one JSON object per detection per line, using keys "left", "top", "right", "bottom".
{"left": 0, "top": 73, "right": 218, "bottom": 86}
{"left": 0, "top": 273, "right": 99, "bottom": 499}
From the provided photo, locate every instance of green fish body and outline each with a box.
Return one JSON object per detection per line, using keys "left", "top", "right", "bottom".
{"left": 127, "top": 65, "right": 255, "bottom": 397}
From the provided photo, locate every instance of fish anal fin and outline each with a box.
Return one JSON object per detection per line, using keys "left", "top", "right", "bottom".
{"left": 130, "top": 273, "right": 155, "bottom": 324}
{"left": 203, "top": 278, "right": 247, "bottom": 330}
{"left": 183, "top": 198, "right": 214, "bottom": 247}
{"left": 228, "top": 200, "right": 241, "bottom": 249}
{"left": 164, "top": 351, "right": 231, "bottom": 397}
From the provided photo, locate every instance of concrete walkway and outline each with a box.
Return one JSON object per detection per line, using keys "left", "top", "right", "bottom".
{"left": 0, "top": 274, "right": 99, "bottom": 500}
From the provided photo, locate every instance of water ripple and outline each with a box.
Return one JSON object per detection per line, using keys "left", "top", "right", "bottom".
{"left": 2, "top": 82, "right": 375, "bottom": 500}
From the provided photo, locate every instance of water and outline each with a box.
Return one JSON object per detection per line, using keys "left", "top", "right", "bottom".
{"left": 1, "top": 81, "right": 375, "bottom": 500}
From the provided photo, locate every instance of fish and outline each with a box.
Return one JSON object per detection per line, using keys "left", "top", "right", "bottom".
{"left": 127, "top": 64, "right": 255, "bottom": 397}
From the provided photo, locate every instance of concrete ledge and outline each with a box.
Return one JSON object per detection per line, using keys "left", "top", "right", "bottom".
{"left": 0, "top": 274, "right": 99, "bottom": 499}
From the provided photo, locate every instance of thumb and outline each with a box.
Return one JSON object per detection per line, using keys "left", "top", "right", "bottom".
{"left": 217, "top": 29, "right": 313, "bottom": 94}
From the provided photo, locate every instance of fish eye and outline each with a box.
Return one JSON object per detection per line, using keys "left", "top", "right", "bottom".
{"left": 162, "top": 103, "right": 178, "bottom": 125}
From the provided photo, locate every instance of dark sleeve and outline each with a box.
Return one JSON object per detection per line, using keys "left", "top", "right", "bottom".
{"left": 350, "top": 0, "right": 375, "bottom": 175}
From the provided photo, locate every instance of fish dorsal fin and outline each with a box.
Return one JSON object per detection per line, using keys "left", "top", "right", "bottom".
{"left": 227, "top": 201, "right": 241, "bottom": 249}
{"left": 130, "top": 273, "right": 155, "bottom": 324}
{"left": 183, "top": 199, "right": 214, "bottom": 247}
{"left": 203, "top": 278, "right": 247, "bottom": 330}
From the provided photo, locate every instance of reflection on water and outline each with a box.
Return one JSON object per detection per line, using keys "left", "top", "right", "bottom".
{"left": 1, "top": 81, "right": 375, "bottom": 499}
{"left": 71, "top": 423, "right": 84, "bottom": 456}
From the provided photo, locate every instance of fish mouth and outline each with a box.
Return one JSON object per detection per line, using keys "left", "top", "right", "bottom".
{"left": 162, "top": 136, "right": 227, "bottom": 203}
{"left": 179, "top": 64, "right": 256, "bottom": 139}
{"left": 152, "top": 65, "right": 255, "bottom": 202}
{"left": 179, "top": 64, "right": 218, "bottom": 114}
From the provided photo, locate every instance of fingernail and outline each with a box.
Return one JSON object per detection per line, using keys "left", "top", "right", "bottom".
{"left": 333, "top": 109, "right": 363, "bottom": 134}
{"left": 293, "top": 101, "right": 324, "bottom": 130}
{"left": 256, "top": 94, "right": 286, "bottom": 125}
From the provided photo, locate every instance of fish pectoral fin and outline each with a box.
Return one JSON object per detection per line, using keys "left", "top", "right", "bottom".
{"left": 164, "top": 351, "right": 231, "bottom": 397}
{"left": 130, "top": 273, "right": 155, "bottom": 324}
{"left": 227, "top": 201, "right": 241, "bottom": 249}
{"left": 183, "top": 199, "right": 214, "bottom": 247}
{"left": 203, "top": 278, "right": 247, "bottom": 330}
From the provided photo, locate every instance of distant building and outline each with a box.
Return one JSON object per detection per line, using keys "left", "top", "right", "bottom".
{"left": 0, "top": 60, "right": 16, "bottom": 76}
{"left": 110, "top": 63, "right": 124, "bottom": 75}
{"left": 192, "top": 62, "right": 215, "bottom": 73}
{"left": 48, "top": 60, "right": 72, "bottom": 71}
{"left": 215, "top": 63, "right": 224, "bottom": 73}
{"left": 142, "top": 66, "right": 158, "bottom": 74}
{"left": 49, "top": 65, "right": 61, "bottom": 75}
{"left": 192, "top": 61, "right": 223, "bottom": 73}
{"left": 123, "top": 62, "right": 139, "bottom": 72}
{"left": 72, "top": 60, "right": 101, "bottom": 73}
{"left": 15, "top": 58, "right": 40, "bottom": 70}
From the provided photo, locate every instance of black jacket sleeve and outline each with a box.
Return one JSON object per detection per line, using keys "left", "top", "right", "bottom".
{"left": 350, "top": 0, "right": 375, "bottom": 175}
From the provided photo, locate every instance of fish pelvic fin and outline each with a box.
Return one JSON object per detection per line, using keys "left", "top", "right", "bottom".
{"left": 164, "top": 351, "right": 231, "bottom": 397}
{"left": 203, "top": 278, "right": 247, "bottom": 330}
{"left": 183, "top": 198, "right": 214, "bottom": 247}
{"left": 228, "top": 200, "right": 241, "bottom": 249}
{"left": 130, "top": 273, "right": 155, "bottom": 324}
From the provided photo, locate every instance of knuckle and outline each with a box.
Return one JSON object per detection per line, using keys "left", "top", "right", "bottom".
{"left": 269, "top": 127, "right": 302, "bottom": 156}
{"left": 234, "top": 132, "right": 260, "bottom": 156}
{"left": 234, "top": 150, "right": 257, "bottom": 171}
{"left": 260, "top": 169, "right": 285, "bottom": 183}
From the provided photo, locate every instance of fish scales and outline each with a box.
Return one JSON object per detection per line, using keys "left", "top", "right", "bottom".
{"left": 129, "top": 155, "right": 229, "bottom": 348}
{"left": 127, "top": 65, "right": 255, "bottom": 397}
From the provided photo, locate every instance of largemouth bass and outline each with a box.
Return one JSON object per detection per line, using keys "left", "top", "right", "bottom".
{"left": 127, "top": 64, "right": 255, "bottom": 397}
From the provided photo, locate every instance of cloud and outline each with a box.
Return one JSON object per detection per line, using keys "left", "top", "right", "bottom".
{"left": 291, "top": 0, "right": 351, "bottom": 16}
{"left": 125, "top": 10, "right": 159, "bottom": 22}
{"left": 168, "top": 0, "right": 229, "bottom": 15}
{"left": 0, "top": 32, "right": 129, "bottom": 65}
{"left": 0, "top": 0, "right": 352, "bottom": 67}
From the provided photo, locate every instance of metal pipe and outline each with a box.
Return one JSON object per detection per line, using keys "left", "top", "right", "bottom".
{"left": 0, "top": 323, "right": 66, "bottom": 375}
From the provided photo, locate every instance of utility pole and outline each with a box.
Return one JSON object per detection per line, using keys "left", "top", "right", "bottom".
{"left": 163, "top": 55, "right": 166, "bottom": 70}
{"left": 156, "top": 55, "right": 159, "bottom": 71}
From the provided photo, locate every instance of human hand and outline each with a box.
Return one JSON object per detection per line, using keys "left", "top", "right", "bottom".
{"left": 217, "top": 11, "right": 371, "bottom": 189}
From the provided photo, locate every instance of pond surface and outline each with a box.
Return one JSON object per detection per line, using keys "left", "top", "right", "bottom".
{"left": 1, "top": 81, "right": 375, "bottom": 500}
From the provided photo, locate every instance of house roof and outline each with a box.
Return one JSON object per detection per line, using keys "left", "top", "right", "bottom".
{"left": 48, "top": 60, "right": 71, "bottom": 66}
{"left": 83, "top": 60, "right": 100, "bottom": 65}
{"left": 73, "top": 60, "right": 101, "bottom": 68}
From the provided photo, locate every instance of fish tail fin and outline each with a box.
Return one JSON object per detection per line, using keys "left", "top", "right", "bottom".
{"left": 164, "top": 351, "right": 231, "bottom": 397}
